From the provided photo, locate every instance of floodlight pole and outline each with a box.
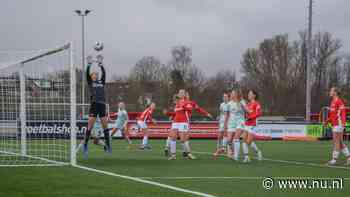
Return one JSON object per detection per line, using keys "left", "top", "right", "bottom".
{"left": 75, "top": 9, "right": 91, "bottom": 112}
{"left": 306, "top": 0, "right": 313, "bottom": 121}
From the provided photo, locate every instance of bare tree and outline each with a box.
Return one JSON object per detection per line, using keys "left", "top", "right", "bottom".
{"left": 203, "top": 69, "right": 238, "bottom": 113}
{"left": 241, "top": 34, "right": 307, "bottom": 115}
{"left": 241, "top": 32, "right": 343, "bottom": 115}
{"left": 130, "top": 56, "right": 162, "bottom": 82}
{"left": 310, "top": 32, "right": 342, "bottom": 111}
{"left": 170, "top": 46, "right": 192, "bottom": 76}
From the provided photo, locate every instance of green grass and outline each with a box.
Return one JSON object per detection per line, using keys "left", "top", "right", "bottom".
{"left": 1, "top": 139, "right": 350, "bottom": 197}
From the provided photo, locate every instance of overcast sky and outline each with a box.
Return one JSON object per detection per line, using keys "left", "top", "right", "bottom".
{"left": 0, "top": 0, "right": 349, "bottom": 79}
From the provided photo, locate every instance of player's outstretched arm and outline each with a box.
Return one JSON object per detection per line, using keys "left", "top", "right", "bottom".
{"left": 100, "top": 66, "right": 106, "bottom": 84}
{"left": 96, "top": 54, "right": 106, "bottom": 84}
{"left": 193, "top": 102, "right": 211, "bottom": 117}
{"left": 86, "top": 56, "right": 93, "bottom": 84}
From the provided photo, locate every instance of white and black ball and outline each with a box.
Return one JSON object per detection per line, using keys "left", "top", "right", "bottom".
{"left": 94, "top": 42, "right": 104, "bottom": 51}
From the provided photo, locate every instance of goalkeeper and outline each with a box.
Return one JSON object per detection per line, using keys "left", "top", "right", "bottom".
{"left": 83, "top": 55, "right": 111, "bottom": 158}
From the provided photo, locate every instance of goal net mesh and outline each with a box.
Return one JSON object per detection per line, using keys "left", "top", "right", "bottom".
{"left": 0, "top": 43, "right": 76, "bottom": 166}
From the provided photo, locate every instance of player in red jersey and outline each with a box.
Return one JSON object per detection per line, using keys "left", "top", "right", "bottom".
{"left": 168, "top": 89, "right": 211, "bottom": 160}
{"left": 137, "top": 102, "right": 156, "bottom": 150}
{"left": 241, "top": 90, "right": 263, "bottom": 163}
{"left": 326, "top": 87, "right": 350, "bottom": 166}
{"left": 185, "top": 91, "right": 212, "bottom": 120}
{"left": 168, "top": 89, "right": 188, "bottom": 160}
{"left": 183, "top": 91, "right": 212, "bottom": 158}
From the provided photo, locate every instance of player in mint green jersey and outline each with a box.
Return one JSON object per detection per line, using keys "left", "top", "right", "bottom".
{"left": 213, "top": 92, "right": 230, "bottom": 158}
{"left": 226, "top": 89, "right": 246, "bottom": 160}
{"left": 110, "top": 102, "right": 132, "bottom": 148}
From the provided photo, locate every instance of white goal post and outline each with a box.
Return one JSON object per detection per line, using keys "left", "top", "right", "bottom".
{"left": 0, "top": 43, "right": 77, "bottom": 166}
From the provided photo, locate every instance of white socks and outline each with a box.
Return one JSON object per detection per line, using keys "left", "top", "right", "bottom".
{"left": 142, "top": 135, "right": 148, "bottom": 146}
{"left": 233, "top": 139, "right": 240, "bottom": 159}
{"left": 341, "top": 146, "right": 350, "bottom": 157}
{"left": 217, "top": 137, "right": 228, "bottom": 149}
{"left": 184, "top": 141, "right": 191, "bottom": 153}
{"left": 170, "top": 140, "right": 176, "bottom": 154}
{"left": 222, "top": 137, "right": 228, "bottom": 147}
{"left": 242, "top": 142, "right": 249, "bottom": 156}
{"left": 166, "top": 137, "right": 171, "bottom": 148}
{"left": 182, "top": 141, "right": 191, "bottom": 153}
{"left": 332, "top": 150, "right": 340, "bottom": 160}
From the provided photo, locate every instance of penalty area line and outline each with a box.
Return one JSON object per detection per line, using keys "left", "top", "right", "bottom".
{"left": 73, "top": 164, "right": 217, "bottom": 197}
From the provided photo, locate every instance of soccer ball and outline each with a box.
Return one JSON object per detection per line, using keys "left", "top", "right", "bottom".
{"left": 94, "top": 42, "right": 104, "bottom": 51}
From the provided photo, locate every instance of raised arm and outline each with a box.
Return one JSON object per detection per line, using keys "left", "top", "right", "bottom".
{"left": 86, "top": 55, "right": 93, "bottom": 84}
{"left": 86, "top": 64, "right": 92, "bottom": 85}
{"left": 96, "top": 55, "right": 106, "bottom": 84}
{"left": 100, "top": 64, "right": 106, "bottom": 84}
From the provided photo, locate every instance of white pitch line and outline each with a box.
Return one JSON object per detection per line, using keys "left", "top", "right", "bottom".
{"left": 0, "top": 164, "right": 65, "bottom": 167}
{"left": 73, "top": 164, "right": 217, "bottom": 197}
{"left": 140, "top": 176, "right": 261, "bottom": 180}
{"left": 262, "top": 157, "right": 350, "bottom": 170}
{"left": 139, "top": 176, "right": 350, "bottom": 180}
{"left": 191, "top": 151, "right": 350, "bottom": 171}
{"left": 0, "top": 150, "right": 68, "bottom": 166}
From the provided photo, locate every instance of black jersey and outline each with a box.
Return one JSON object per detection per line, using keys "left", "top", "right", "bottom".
{"left": 86, "top": 63, "right": 106, "bottom": 104}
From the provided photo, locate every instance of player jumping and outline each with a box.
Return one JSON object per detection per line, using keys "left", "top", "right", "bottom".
{"left": 137, "top": 102, "right": 156, "bottom": 150}
{"left": 83, "top": 55, "right": 111, "bottom": 158}
{"left": 241, "top": 90, "right": 263, "bottom": 163}
{"left": 326, "top": 87, "right": 350, "bottom": 166}
{"left": 213, "top": 92, "right": 230, "bottom": 158}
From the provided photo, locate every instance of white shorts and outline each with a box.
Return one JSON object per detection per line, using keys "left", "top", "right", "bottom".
{"left": 245, "top": 126, "right": 256, "bottom": 134}
{"left": 171, "top": 123, "right": 190, "bottom": 132}
{"left": 332, "top": 126, "right": 344, "bottom": 133}
{"left": 137, "top": 120, "right": 147, "bottom": 130}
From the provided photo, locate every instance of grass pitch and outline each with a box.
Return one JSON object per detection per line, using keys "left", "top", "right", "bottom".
{"left": 1, "top": 139, "right": 350, "bottom": 197}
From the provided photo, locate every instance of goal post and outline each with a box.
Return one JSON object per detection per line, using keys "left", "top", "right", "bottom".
{"left": 70, "top": 42, "right": 77, "bottom": 166}
{"left": 0, "top": 42, "right": 77, "bottom": 166}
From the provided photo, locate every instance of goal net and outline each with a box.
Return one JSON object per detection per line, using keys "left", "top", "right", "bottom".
{"left": 0, "top": 43, "right": 76, "bottom": 166}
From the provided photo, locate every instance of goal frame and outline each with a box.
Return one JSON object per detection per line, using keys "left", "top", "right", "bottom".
{"left": 0, "top": 42, "right": 77, "bottom": 166}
